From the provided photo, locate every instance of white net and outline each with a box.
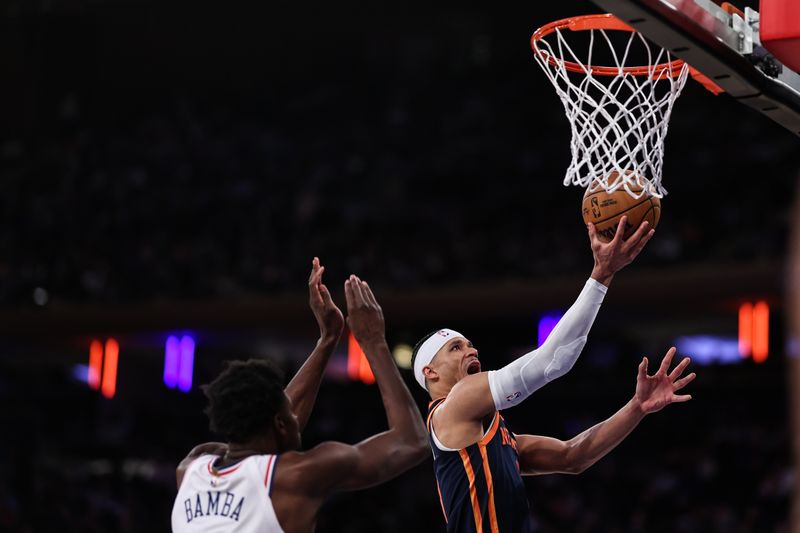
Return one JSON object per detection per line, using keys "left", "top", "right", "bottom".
{"left": 533, "top": 22, "right": 689, "bottom": 198}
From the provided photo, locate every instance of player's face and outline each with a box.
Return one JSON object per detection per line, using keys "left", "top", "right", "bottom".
{"left": 429, "top": 337, "right": 480, "bottom": 385}
{"left": 275, "top": 394, "right": 302, "bottom": 452}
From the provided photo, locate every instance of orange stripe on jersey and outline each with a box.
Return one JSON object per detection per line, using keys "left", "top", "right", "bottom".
{"left": 478, "top": 413, "right": 500, "bottom": 447}
{"left": 458, "top": 449, "right": 483, "bottom": 532}
{"left": 479, "top": 445, "right": 500, "bottom": 533}
{"left": 426, "top": 398, "right": 446, "bottom": 431}
{"left": 436, "top": 480, "right": 448, "bottom": 523}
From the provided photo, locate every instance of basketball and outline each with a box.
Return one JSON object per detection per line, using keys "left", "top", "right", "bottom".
{"left": 581, "top": 172, "right": 661, "bottom": 242}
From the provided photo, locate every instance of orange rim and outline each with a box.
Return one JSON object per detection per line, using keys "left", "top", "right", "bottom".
{"left": 531, "top": 14, "right": 686, "bottom": 78}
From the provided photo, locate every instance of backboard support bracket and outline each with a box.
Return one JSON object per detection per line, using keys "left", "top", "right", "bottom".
{"left": 591, "top": 0, "right": 800, "bottom": 136}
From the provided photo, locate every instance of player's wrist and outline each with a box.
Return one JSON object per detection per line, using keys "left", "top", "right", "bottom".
{"left": 629, "top": 397, "right": 647, "bottom": 417}
{"left": 590, "top": 266, "right": 614, "bottom": 286}
{"left": 317, "top": 333, "right": 339, "bottom": 347}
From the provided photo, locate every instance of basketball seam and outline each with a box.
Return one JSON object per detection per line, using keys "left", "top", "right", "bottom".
{"left": 584, "top": 199, "right": 651, "bottom": 226}
{"left": 583, "top": 187, "right": 644, "bottom": 201}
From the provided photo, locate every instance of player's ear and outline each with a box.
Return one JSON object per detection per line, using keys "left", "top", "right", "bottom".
{"left": 273, "top": 413, "right": 287, "bottom": 436}
{"left": 423, "top": 366, "right": 438, "bottom": 384}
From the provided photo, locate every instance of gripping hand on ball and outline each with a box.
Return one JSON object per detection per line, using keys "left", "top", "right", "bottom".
{"left": 588, "top": 215, "right": 655, "bottom": 286}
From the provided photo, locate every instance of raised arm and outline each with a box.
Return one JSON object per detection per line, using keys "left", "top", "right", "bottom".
{"left": 437, "top": 217, "right": 656, "bottom": 427}
{"left": 516, "top": 347, "right": 695, "bottom": 475}
{"left": 290, "top": 276, "right": 428, "bottom": 495}
{"left": 284, "top": 257, "right": 344, "bottom": 432}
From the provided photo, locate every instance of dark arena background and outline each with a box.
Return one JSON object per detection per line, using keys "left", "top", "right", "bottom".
{"left": 1, "top": 0, "right": 798, "bottom": 531}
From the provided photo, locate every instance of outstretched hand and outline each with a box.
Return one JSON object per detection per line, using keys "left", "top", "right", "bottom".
{"left": 309, "top": 257, "right": 344, "bottom": 339}
{"left": 588, "top": 216, "right": 655, "bottom": 285}
{"left": 634, "top": 347, "right": 696, "bottom": 415}
{"left": 344, "top": 275, "right": 385, "bottom": 345}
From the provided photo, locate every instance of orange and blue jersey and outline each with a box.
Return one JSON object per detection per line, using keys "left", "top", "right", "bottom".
{"left": 427, "top": 398, "right": 531, "bottom": 533}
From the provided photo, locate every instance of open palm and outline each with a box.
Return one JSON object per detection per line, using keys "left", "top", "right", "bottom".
{"left": 635, "top": 347, "right": 696, "bottom": 414}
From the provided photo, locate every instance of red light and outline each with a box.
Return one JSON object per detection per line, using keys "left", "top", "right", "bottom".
{"left": 738, "top": 302, "right": 769, "bottom": 363}
{"left": 88, "top": 340, "right": 103, "bottom": 390}
{"left": 348, "top": 333, "right": 375, "bottom": 385}
{"left": 738, "top": 302, "right": 753, "bottom": 357}
{"left": 752, "top": 301, "right": 769, "bottom": 363}
{"left": 101, "top": 338, "right": 119, "bottom": 399}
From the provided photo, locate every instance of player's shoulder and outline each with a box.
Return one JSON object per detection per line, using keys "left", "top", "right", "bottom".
{"left": 433, "top": 372, "right": 490, "bottom": 416}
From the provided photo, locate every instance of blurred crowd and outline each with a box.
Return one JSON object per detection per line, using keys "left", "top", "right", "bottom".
{"left": 0, "top": 1, "right": 796, "bottom": 306}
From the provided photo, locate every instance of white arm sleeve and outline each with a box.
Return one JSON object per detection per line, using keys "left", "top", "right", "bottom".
{"left": 487, "top": 278, "right": 607, "bottom": 410}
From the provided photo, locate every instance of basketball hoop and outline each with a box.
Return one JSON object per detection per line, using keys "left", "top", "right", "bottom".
{"left": 531, "top": 14, "right": 723, "bottom": 199}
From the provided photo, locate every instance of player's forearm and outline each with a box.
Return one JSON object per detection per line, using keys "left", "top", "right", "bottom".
{"left": 362, "top": 339, "right": 428, "bottom": 445}
{"left": 487, "top": 278, "right": 606, "bottom": 409}
{"left": 565, "top": 398, "right": 646, "bottom": 473}
{"left": 285, "top": 334, "right": 340, "bottom": 432}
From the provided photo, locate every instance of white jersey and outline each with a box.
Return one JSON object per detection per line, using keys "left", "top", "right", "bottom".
{"left": 171, "top": 454, "right": 283, "bottom": 533}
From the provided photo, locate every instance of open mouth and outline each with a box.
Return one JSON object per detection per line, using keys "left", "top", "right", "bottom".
{"left": 466, "top": 359, "right": 481, "bottom": 375}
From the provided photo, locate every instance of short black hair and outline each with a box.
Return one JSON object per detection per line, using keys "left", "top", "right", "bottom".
{"left": 411, "top": 330, "right": 440, "bottom": 371}
{"left": 202, "top": 359, "right": 286, "bottom": 443}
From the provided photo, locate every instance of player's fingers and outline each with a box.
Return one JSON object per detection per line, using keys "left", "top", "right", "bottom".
{"left": 309, "top": 258, "right": 322, "bottom": 285}
{"left": 629, "top": 229, "right": 655, "bottom": 257}
{"left": 610, "top": 216, "right": 627, "bottom": 246}
{"left": 624, "top": 220, "right": 650, "bottom": 247}
{"left": 362, "top": 281, "right": 379, "bottom": 308}
{"left": 319, "top": 283, "right": 334, "bottom": 304}
{"left": 587, "top": 222, "right": 597, "bottom": 244}
{"left": 668, "top": 356, "right": 691, "bottom": 380}
{"left": 344, "top": 278, "right": 355, "bottom": 308}
{"left": 673, "top": 372, "right": 696, "bottom": 391}
{"left": 642, "top": 356, "right": 649, "bottom": 376}
{"left": 350, "top": 275, "right": 366, "bottom": 305}
{"left": 658, "top": 347, "right": 676, "bottom": 374}
{"left": 637, "top": 357, "right": 647, "bottom": 380}
{"left": 671, "top": 394, "right": 692, "bottom": 403}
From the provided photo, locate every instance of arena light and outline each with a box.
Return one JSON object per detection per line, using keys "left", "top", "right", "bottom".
{"left": 739, "top": 301, "right": 769, "bottom": 363}
{"left": 752, "top": 301, "right": 769, "bottom": 363}
{"left": 178, "top": 336, "right": 195, "bottom": 392}
{"left": 348, "top": 333, "right": 375, "bottom": 385}
{"left": 101, "top": 338, "right": 119, "bottom": 399}
{"left": 393, "top": 343, "right": 413, "bottom": 369}
{"left": 88, "top": 339, "right": 103, "bottom": 390}
{"left": 163, "top": 336, "right": 180, "bottom": 388}
{"left": 738, "top": 302, "right": 753, "bottom": 357}
{"left": 674, "top": 336, "right": 741, "bottom": 365}
{"left": 164, "top": 335, "right": 195, "bottom": 392}
{"left": 538, "top": 312, "right": 563, "bottom": 347}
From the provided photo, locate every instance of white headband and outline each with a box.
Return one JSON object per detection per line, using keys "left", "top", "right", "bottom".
{"left": 413, "top": 328, "right": 465, "bottom": 390}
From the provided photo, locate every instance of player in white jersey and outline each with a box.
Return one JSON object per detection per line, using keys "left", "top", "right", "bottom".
{"left": 172, "top": 260, "right": 428, "bottom": 532}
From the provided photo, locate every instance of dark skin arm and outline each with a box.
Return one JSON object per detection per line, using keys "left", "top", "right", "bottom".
{"left": 280, "top": 276, "right": 428, "bottom": 498}
{"left": 284, "top": 257, "right": 344, "bottom": 432}
{"left": 177, "top": 258, "right": 342, "bottom": 489}
{"left": 516, "top": 347, "right": 695, "bottom": 475}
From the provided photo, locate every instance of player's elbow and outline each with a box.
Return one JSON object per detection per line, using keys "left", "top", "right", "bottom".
{"left": 562, "top": 461, "right": 589, "bottom": 475}
{"left": 561, "top": 442, "right": 590, "bottom": 474}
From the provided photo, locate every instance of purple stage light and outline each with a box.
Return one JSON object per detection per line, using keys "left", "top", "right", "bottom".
{"left": 538, "top": 313, "right": 563, "bottom": 347}
{"left": 177, "top": 336, "right": 195, "bottom": 393}
{"left": 163, "top": 336, "right": 180, "bottom": 388}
